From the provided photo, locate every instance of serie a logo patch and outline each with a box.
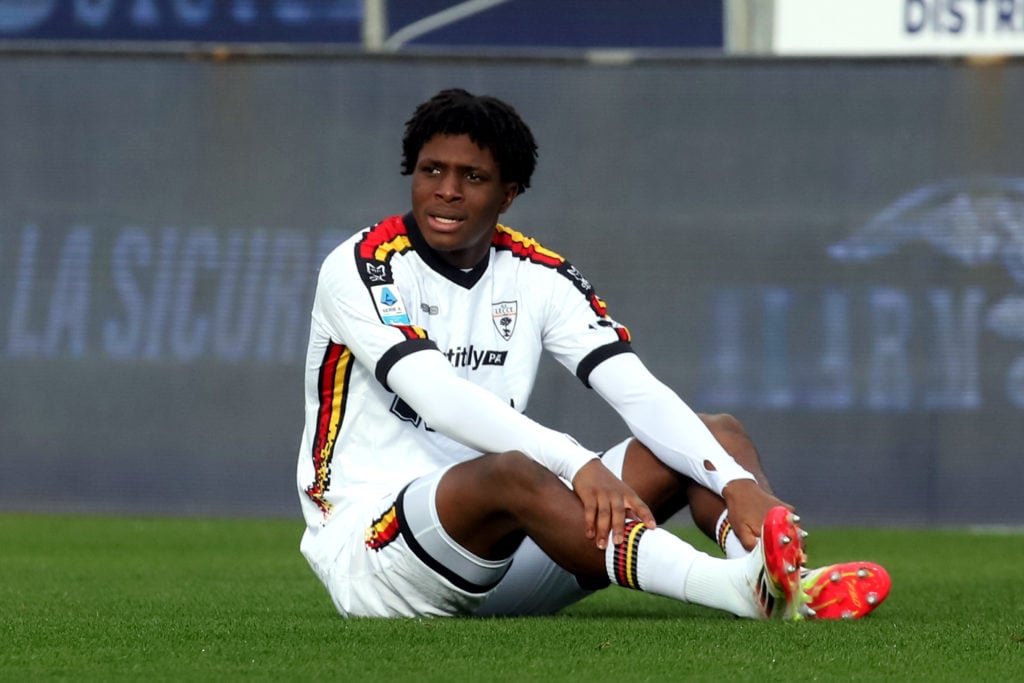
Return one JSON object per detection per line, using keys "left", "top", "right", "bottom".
{"left": 372, "top": 285, "right": 411, "bottom": 325}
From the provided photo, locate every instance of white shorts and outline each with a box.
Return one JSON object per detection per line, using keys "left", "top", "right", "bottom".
{"left": 301, "top": 439, "right": 631, "bottom": 618}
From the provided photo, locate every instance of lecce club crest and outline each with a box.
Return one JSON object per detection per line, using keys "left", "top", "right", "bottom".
{"left": 492, "top": 301, "right": 517, "bottom": 341}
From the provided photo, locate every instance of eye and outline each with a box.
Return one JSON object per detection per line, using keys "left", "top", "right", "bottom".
{"left": 419, "top": 163, "right": 440, "bottom": 175}
{"left": 466, "top": 171, "right": 484, "bottom": 182}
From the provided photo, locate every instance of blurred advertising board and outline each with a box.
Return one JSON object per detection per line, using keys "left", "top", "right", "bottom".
{"left": 772, "top": 0, "right": 1024, "bottom": 55}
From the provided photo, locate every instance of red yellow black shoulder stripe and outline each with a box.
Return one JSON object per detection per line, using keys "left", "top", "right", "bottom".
{"left": 355, "top": 215, "right": 413, "bottom": 287}
{"left": 492, "top": 224, "right": 564, "bottom": 268}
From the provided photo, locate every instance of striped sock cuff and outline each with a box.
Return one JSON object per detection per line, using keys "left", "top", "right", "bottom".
{"left": 606, "top": 520, "right": 648, "bottom": 590}
{"left": 716, "top": 517, "right": 732, "bottom": 554}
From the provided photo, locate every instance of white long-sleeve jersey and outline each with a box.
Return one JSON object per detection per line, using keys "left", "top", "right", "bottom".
{"left": 296, "top": 213, "right": 752, "bottom": 531}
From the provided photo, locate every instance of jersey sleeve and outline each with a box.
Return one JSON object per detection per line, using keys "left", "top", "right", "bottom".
{"left": 537, "top": 260, "right": 634, "bottom": 386}
{"left": 312, "top": 237, "right": 435, "bottom": 379}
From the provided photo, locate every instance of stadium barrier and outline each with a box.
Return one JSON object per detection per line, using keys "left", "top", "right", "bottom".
{"left": 2, "top": 51, "right": 1022, "bottom": 524}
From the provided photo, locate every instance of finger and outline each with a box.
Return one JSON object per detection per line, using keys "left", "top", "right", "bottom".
{"left": 629, "top": 497, "right": 657, "bottom": 530}
{"left": 582, "top": 492, "right": 597, "bottom": 540}
{"left": 610, "top": 495, "right": 626, "bottom": 546}
{"left": 737, "top": 523, "right": 759, "bottom": 551}
{"left": 595, "top": 495, "right": 611, "bottom": 550}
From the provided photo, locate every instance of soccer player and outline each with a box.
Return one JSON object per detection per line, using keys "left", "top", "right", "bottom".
{"left": 296, "top": 88, "right": 890, "bottom": 620}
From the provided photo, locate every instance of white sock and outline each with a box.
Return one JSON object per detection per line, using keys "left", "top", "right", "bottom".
{"left": 715, "top": 509, "right": 750, "bottom": 559}
{"left": 605, "top": 521, "right": 760, "bottom": 618}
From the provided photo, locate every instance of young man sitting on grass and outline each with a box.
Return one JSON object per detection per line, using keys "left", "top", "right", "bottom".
{"left": 295, "top": 88, "right": 890, "bottom": 620}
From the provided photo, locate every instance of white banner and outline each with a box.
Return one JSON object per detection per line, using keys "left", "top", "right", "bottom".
{"left": 774, "top": 0, "right": 1024, "bottom": 55}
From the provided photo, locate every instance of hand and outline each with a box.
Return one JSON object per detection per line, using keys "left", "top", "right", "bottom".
{"left": 571, "top": 459, "right": 657, "bottom": 550}
{"left": 721, "top": 478, "right": 795, "bottom": 551}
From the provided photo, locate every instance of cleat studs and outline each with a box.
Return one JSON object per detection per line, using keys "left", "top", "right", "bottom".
{"left": 792, "top": 514, "right": 801, "bottom": 524}
{"left": 806, "top": 607, "right": 816, "bottom": 618}
{"left": 857, "top": 568, "right": 869, "bottom": 578}
{"left": 799, "top": 529, "right": 809, "bottom": 539}
{"left": 829, "top": 571, "right": 841, "bottom": 583}
{"left": 841, "top": 610, "right": 854, "bottom": 619}
{"left": 785, "top": 562, "right": 797, "bottom": 573}
{"left": 867, "top": 592, "right": 878, "bottom": 605}
{"left": 781, "top": 535, "right": 792, "bottom": 545}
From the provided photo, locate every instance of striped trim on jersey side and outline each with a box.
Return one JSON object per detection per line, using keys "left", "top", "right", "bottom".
{"left": 365, "top": 504, "right": 400, "bottom": 551}
{"left": 304, "top": 341, "right": 355, "bottom": 519}
{"left": 492, "top": 224, "right": 631, "bottom": 345}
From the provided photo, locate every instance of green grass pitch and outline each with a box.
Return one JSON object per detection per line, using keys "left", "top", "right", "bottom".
{"left": 1, "top": 513, "right": 1022, "bottom": 682}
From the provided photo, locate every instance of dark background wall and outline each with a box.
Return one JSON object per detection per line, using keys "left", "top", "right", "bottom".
{"left": 2, "top": 53, "right": 1022, "bottom": 525}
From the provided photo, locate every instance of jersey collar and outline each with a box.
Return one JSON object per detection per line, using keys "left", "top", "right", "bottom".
{"left": 402, "top": 212, "right": 490, "bottom": 288}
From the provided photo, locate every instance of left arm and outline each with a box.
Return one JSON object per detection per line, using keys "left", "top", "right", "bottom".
{"left": 588, "top": 352, "right": 755, "bottom": 494}
{"left": 588, "top": 352, "right": 789, "bottom": 544}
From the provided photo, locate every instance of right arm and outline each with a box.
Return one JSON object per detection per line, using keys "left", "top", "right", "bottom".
{"left": 386, "top": 350, "right": 655, "bottom": 547}
{"left": 385, "top": 349, "right": 596, "bottom": 484}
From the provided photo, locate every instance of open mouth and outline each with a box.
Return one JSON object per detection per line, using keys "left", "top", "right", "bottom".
{"left": 427, "top": 214, "right": 464, "bottom": 232}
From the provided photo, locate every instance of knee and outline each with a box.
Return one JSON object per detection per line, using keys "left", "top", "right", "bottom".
{"left": 698, "top": 412, "right": 747, "bottom": 440}
{"left": 485, "top": 450, "right": 559, "bottom": 493}
{"left": 698, "top": 412, "right": 761, "bottom": 469}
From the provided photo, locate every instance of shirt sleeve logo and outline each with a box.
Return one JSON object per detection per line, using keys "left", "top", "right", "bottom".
{"left": 492, "top": 300, "right": 518, "bottom": 341}
{"left": 365, "top": 262, "right": 387, "bottom": 283}
{"left": 372, "top": 285, "right": 411, "bottom": 325}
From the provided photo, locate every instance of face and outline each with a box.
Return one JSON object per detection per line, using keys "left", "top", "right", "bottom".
{"left": 411, "top": 133, "right": 519, "bottom": 269}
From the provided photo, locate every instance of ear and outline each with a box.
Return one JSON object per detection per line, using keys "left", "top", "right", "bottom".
{"left": 499, "top": 182, "right": 519, "bottom": 214}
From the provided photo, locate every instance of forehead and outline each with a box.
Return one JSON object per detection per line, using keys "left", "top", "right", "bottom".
{"left": 418, "top": 133, "right": 497, "bottom": 168}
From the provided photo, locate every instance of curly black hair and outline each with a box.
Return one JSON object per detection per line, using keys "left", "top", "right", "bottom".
{"left": 401, "top": 89, "right": 538, "bottom": 195}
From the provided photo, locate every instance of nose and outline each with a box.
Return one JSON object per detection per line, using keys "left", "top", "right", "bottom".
{"left": 436, "top": 171, "right": 462, "bottom": 201}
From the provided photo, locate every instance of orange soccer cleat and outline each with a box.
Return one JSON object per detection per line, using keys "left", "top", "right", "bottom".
{"left": 754, "top": 506, "right": 810, "bottom": 620}
{"left": 802, "top": 561, "right": 892, "bottom": 619}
